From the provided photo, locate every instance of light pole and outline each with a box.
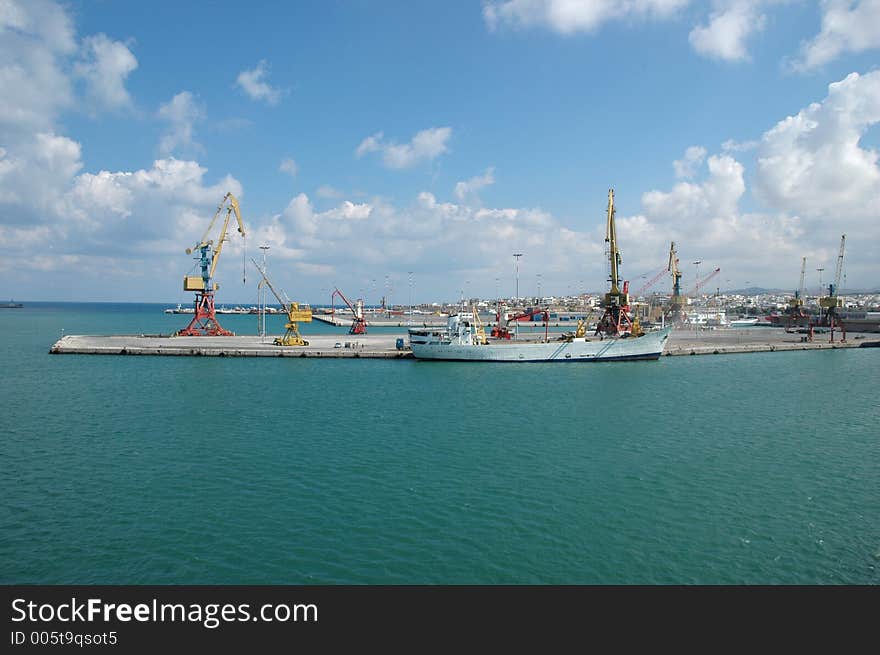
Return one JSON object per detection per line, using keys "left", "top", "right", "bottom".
{"left": 513, "top": 253, "right": 523, "bottom": 338}
{"left": 408, "top": 271, "right": 414, "bottom": 322}
{"left": 258, "top": 245, "right": 270, "bottom": 339}
{"left": 816, "top": 267, "right": 825, "bottom": 295}
{"left": 537, "top": 273, "right": 542, "bottom": 302}
{"left": 513, "top": 253, "right": 523, "bottom": 301}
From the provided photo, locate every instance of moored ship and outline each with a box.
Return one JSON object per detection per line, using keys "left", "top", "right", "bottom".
{"left": 409, "top": 315, "right": 671, "bottom": 362}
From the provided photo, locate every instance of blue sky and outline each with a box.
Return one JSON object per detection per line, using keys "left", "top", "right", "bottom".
{"left": 1, "top": 0, "right": 878, "bottom": 303}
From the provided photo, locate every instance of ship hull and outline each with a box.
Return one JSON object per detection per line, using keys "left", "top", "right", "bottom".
{"left": 410, "top": 327, "right": 671, "bottom": 362}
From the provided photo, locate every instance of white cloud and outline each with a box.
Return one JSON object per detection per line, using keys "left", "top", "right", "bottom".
{"left": 627, "top": 151, "right": 809, "bottom": 289}
{"left": 355, "top": 127, "right": 452, "bottom": 169}
{"left": 689, "top": 1, "right": 765, "bottom": 62}
{"left": 157, "top": 91, "right": 205, "bottom": 156}
{"left": 246, "top": 187, "right": 603, "bottom": 301}
{"left": 0, "top": 0, "right": 76, "bottom": 52}
{"left": 0, "top": 132, "right": 82, "bottom": 223}
{"left": 673, "top": 146, "right": 707, "bottom": 178}
{"left": 721, "top": 138, "right": 759, "bottom": 152}
{"left": 75, "top": 34, "right": 138, "bottom": 112}
{"left": 483, "top": 0, "right": 690, "bottom": 34}
{"left": 616, "top": 72, "right": 880, "bottom": 290}
{"left": 0, "top": 148, "right": 246, "bottom": 294}
{"left": 755, "top": 71, "right": 880, "bottom": 222}
{"left": 316, "top": 184, "right": 343, "bottom": 199}
{"left": 0, "top": 0, "right": 76, "bottom": 129}
{"left": 355, "top": 132, "right": 383, "bottom": 158}
{"left": 0, "top": 1, "right": 249, "bottom": 299}
{"left": 454, "top": 167, "right": 496, "bottom": 201}
{"left": 279, "top": 157, "right": 298, "bottom": 177}
{"left": 235, "top": 60, "right": 282, "bottom": 105}
{"left": 791, "top": 0, "right": 880, "bottom": 71}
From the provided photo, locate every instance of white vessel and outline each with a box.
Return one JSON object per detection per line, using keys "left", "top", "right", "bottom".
{"left": 164, "top": 304, "right": 195, "bottom": 314}
{"left": 729, "top": 317, "right": 759, "bottom": 327}
{"left": 409, "top": 315, "right": 671, "bottom": 362}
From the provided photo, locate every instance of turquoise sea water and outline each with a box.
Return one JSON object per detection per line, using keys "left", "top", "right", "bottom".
{"left": 1, "top": 303, "right": 878, "bottom": 584}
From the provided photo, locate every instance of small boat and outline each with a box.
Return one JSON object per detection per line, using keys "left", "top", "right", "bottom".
{"left": 729, "top": 317, "right": 759, "bottom": 327}
{"left": 164, "top": 304, "right": 195, "bottom": 314}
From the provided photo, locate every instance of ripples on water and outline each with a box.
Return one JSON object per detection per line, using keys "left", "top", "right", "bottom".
{"left": 1, "top": 304, "right": 878, "bottom": 583}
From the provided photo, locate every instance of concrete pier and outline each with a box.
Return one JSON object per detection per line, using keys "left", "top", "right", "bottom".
{"left": 50, "top": 333, "right": 411, "bottom": 358}
{"left": 49, "top": 327, "right": 879, "bottom": 358}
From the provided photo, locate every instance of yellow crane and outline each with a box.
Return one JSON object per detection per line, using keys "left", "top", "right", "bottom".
{"left": 666, "top": 241, "right": 686, "bottom": 323}
{"left": 595, "top": 188, "right": 637, "bottom": 336}
{"left": 471, "top": 305, "right": 488, "bottom": 344}
{"left": 251, "top": 259, "right": 312, "bottom": 346}
{"left": 819, "top": 234, "right": 847, "bottom": 341}
{"left": 179, "top": 192, "right": 247, "bottom": 336}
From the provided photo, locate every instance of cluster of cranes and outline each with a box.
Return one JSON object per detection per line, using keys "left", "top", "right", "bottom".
{"left": 595, "top": 189, "right": 722, "bottom": 336}
{"left": 176, "top": 192, "right": 313, "bottom": 344}
{"left": 174, "top": 190, "right": 850, "bottom": 346}
{"left": 784, "top": 234, "right": 847, "bottom": 341}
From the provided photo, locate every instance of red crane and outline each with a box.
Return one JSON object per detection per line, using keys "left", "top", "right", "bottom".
{"left": 632, "top": 265, "right": 668, "bottom": 298}
{"left": 491, "top": 307, "right": 550, "bottom": 341}
{"left": 687, "top": 267, "right": 721, "bottom": 297}
{"left": 331, "top": 288, "right": 367, "bottom": 334}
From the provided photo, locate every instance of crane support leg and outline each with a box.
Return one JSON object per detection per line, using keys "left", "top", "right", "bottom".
{"left": 177, "top": 291, "right": 234, "bottom": 336}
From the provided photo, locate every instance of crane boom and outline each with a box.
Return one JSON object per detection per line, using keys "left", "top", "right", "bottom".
{"left": 605, "top": 189, "right": 621, "bottom": 295}
{"left": 595, "top": 188, "right": 637, "bottom": 336}
{"left": 178, "top": 191, "right": 247, "bottom": 336}
{"left": 633, "top": 266, "right": 667, "bottom": 298}
{"left": 252, "top": 259, "right": 289, "bottom": 311}
{"left": 687, "top": 267, "right": 721, "bottom": 296}
{"left": 331, "top": 287, "right": 367, "bottom": 334}
{"left": 797, "top": 257, "right": 806, "bottom": 301}
{"left": 832, "top": 234, "right": 846, "bottom": 296}
{"left": 187, "top": 192, "right": 247, "bottom": 283}
{"left": 251, "top": 258, "right": 311, "bottom": 346}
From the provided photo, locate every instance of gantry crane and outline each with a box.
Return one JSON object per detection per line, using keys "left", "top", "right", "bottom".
{"left": 178, "top": 192, "right": 246, "bottom": 336}
{"left": 331, "top": 287, "right": 367, "bottom": 334}
{"left": 786, "top": 257, "right": 809, "bottom": 330}
{"left": 819, "top": 234, "right": 846, "bottom": 341}
{"left": 251, "top": 259, "right": 312, "bottom": 346}
{"left": 666, "top": 241, "right": 687, "bottom": 324}
{"left": 595, "top": 189, "right": 639, "bottom": 336}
